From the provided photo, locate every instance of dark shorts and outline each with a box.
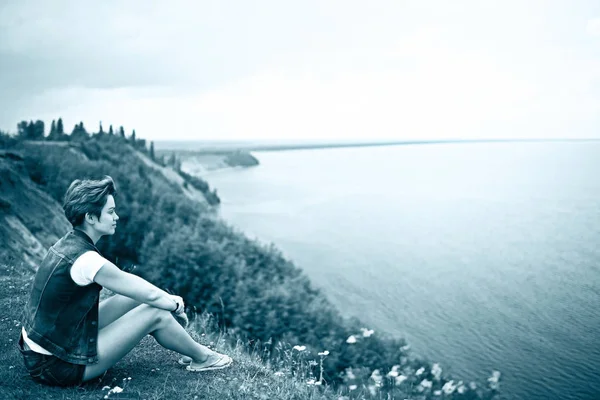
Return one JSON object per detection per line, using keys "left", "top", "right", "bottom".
{"left": 18, "top": 333, "right": 86, "bottom": 387}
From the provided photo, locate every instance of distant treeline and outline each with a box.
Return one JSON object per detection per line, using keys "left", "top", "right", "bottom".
{"left": 1, "top": 118, "right": 194, "bottom": 174}
{"left": 0, "top": 120, "right": 219, "bottom": 206}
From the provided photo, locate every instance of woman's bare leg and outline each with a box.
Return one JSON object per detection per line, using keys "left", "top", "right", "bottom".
{"left": 83, "top": 304, "right": 216, "bottom": 381}
{"left": 98, "top": 294, "right": 142, "bottom": 329}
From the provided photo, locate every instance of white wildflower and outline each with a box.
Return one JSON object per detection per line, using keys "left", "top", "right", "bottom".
{"left": 345, "top": 368, "right": 356, "bottom": 380}
{"left": 349, "top": 385, "right": 357, "bottom": 391}
{"left": 274, "top": 371, "right": 284, "bottom": 377}
{"left": 469, "top": 382, "right": 477, "bottom": 390}
{"left": 368, "top": 385, "right": 377, "bottom": 396}
{"left": 442, "top": 380, "right": 457, "bottom": 394}
{"left": 489, "top": 370, "right": 501, "bottom": 382}
{"left": 431, "top": 363, "right": 442, "bottom": 380}
{"left": 108, "top": 386, "right": 123, "bottom": 394}
{"left": 395, "top": 375, "right": 407, "bottom": 385}
{"left": 307, "top": 379, "right": 316, "bottom": 385}
{"left": 420, "top": 379, "right": 432, "bottom": 389}
{"left": 488, "top": 370, "right": 501, "bottom": 390}
{"left": 361, "top": 328, "right": 375, "bottom": 337}
{"left": 415, "top": 367, "right": 425, "bottom": 376}
{"left": 346, "top": 335, "right": 357, "bottom": 344}
{"left": 387, "top": 365, "right": 400, "bottom": 378}
{"left": 370, "top": 369, "right": 383, "bottom": 386}
{"left": 400, "top": 344, "right": 410, "bottom": 351}
{"left": 434, "top": 390, "right": 442, "bottom": 396}
{"left": 318, "top": 350, "right": 329, "bottom": 356}
{"left": 293, "top": 345, "right": 306, "bottom": 351}
{"left": 457, "top": 384, "right": 467, "bottom": 394}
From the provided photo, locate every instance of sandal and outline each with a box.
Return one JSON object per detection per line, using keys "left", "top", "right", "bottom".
{"left": 186, "top": 353, "right": 233, "bottom": 372}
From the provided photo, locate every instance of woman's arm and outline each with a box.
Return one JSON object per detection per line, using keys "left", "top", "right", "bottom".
{"left": 93, "top": 260, "right": 180, "bottom": 312}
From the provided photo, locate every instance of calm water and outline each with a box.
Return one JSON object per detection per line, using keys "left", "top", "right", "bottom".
{"left": 198, "top": 142, "right": 600, "bottom": 400}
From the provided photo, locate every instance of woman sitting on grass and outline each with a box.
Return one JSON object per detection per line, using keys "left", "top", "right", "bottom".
{"left": 18, "top": 175, "right": 232, "bottom": 387}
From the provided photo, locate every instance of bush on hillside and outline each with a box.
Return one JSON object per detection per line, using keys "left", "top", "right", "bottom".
{"left": 0, "top": 131, "right": 17, "bottom": 148}
{"left": 179, "top": 170, "right": 221, "bottom": 206}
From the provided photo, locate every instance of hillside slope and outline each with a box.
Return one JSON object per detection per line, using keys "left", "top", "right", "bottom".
{"left": 134, "top": 149, "right": 208, "bottom": 205}
{"left": 0, "top": 140, "right": 212, "bottom": 269}
{"left": 0, "top": 149, "right": 71, "bottom": 270}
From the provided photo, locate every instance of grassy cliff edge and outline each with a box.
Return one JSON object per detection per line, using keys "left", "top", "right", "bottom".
{"left": 0, "top": 265, "right": 339, "bottom": 400}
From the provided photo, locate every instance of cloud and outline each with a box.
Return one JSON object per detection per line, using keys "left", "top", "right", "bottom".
{"left": 31, "top": 43, "right": 543, "bottom": 141}
{"left": 586, "top": 18, "right": 600, "bottom": 36}
{"left": 16, "top": 18, "right": 600, "bottom": 141}
{"left": 1, "top": 1, "right": 599, "bottom": 139}
{"left": 0, "top": 0, "right": 335, "bottom": 95}
{"left": 180, "top": 48, "right": 534, "bottom": 141}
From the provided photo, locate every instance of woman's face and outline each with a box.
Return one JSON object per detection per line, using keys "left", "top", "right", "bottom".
{"left": 91, "top": 194, "right": 119, "bottom": 235}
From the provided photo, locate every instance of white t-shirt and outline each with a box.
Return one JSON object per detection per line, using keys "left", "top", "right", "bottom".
{"left": 69, "top": 251, "right": 107, "bottom": 286}
{"left": 22, "top": 251, "right": 107, "bottom": 355}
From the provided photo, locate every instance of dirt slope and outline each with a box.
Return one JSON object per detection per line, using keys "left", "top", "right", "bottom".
{"left": 0, "top": 150, "right": 70, "bottom": 270}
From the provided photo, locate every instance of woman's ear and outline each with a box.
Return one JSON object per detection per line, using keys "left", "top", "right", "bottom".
{"left": 85, "top": 212, "right": 96, "bottom": 225}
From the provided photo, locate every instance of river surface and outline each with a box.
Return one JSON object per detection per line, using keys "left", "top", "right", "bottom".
{"left": 195, "top": 142, "right": 600, "bottom": 400}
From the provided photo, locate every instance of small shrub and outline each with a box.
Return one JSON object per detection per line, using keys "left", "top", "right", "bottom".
{"left": 0, "top": 197, "right": 11, "bottom": 210}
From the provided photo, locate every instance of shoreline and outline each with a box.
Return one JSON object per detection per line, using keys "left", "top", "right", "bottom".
{"left": 157, "top": 137, "right": 600, "bottom": 176}
{"left": 164, "top": 151, "right": 260, "bottom": 176}
{"left": 155, "top": 137, "right": 600, "bottom": 154}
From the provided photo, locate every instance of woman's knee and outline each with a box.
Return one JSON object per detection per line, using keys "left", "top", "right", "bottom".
{"left": 138, "top": 304, "right": 172, "bottom": 329}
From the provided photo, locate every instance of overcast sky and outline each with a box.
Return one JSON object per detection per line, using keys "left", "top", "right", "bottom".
{"left": 1, "top": 0, "right": 599, "bottom": 141}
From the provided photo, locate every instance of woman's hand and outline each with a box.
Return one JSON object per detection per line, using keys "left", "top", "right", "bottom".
{"left": 170, "top": 295, "right": 185, "bottom": 314}
{"left": 169, "top": 294, "right": 189, "bottom": 328}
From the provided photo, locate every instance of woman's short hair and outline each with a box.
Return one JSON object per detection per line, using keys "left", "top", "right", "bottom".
{"left": 63, "top": 176, "right": 117, "bottom": 227}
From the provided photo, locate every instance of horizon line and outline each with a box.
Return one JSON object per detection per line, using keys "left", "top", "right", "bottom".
{"left": 154, "top": 137, "right": 600, "bottom": 153}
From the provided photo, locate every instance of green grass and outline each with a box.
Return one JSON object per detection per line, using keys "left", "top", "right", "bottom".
{"left": 0, "top": 265, "right": 340, "bottom": 400}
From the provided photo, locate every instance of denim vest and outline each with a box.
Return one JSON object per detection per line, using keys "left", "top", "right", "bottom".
{"left": 22, "top": 229, "right": 103, "bottom": 365}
